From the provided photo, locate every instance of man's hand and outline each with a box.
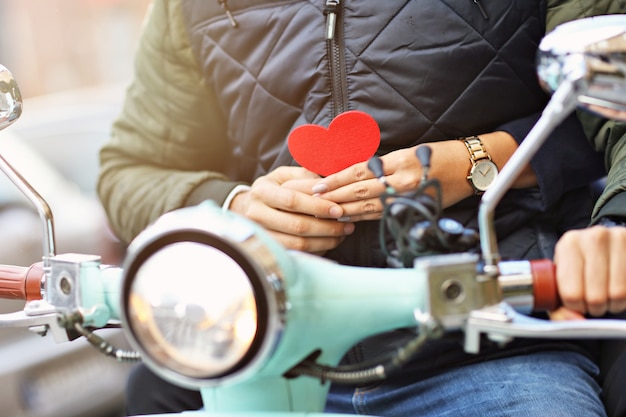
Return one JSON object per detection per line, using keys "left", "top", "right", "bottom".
{"left": 230, "top": 166, "right": 354, "bottom": 254}
{"left": 553, "top": 225, "right": 626, "bottom": 318}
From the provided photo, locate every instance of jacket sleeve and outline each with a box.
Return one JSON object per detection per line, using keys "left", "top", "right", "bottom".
{"left": 97, "top": 0, "right": 240, "bottom": 244}
{"left": 545, "top": 0, "right": 626, "bottom": 223}
{"left": 545, "top": 0, "right": 624, "bottom": 33}
{"left": 495, "top": 110, "right": 605, "bottom": 212}
{"left": 576, "top": 111, "right": 626, "bottom": 223}
{"left": 491, "top": 0, "right": 623, "bottom": 213}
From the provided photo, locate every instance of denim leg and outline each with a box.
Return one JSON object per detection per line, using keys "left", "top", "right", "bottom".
{"left": 325, "top": 351, "right": 605, "bottom": 417}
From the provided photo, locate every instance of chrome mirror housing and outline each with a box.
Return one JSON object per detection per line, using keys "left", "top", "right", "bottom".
{"left": 0, "top": 64, "right": 23, "bottom": 131}
{"left": 537, "top": 14, "right": 626, "bottom": 120}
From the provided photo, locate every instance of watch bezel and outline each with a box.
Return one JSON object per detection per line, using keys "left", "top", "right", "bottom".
{"left": 468, "top": 158, "right": 498, "bottom": 193}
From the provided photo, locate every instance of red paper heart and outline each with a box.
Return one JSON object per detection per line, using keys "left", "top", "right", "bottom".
{"left": 288, "top": 110, "right": 380, "bottom": 177}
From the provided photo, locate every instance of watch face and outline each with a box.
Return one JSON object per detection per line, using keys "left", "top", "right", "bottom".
{"left": 469, "top": 160, "right": 498, "bottom": 192}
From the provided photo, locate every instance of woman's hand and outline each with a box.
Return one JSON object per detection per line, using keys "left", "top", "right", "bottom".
{"left": 310, "top": 146, "right": 425, "bottom": 222}
{"left": 312, "top": 140, "right": 478, "bottom": 221}
{"left": 230, "top": 166, "right": 354, "bottom": 254}
{"left": 312, "top": 132, "right": 535, "bottom": 222}
{"left": 553, "top": 225, "right": 626, "bottom": 318}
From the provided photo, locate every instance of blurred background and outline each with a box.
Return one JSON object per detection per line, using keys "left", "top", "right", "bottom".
{"left": 0, "top": 0, "right": 150, "bottom": 98}
{"left": 0, "top": 1, "right": 152, "bottom": 416}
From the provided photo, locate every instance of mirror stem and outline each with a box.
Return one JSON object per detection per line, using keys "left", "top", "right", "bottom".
{"left": 0, "top": 154, "right": 56, "bottom": 264}
{"left": 478, "top": 75, "right": 584, "bottom": 272}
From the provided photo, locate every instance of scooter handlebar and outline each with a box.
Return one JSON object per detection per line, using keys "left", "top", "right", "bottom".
{"left": 0, "top": 262, "right": 43, "bottom": 301}
{"left": 0, "top": 258, "right": 561, "bottom": 312}
{"left": 529, "top": 259, "right": 560, "bottom": 312}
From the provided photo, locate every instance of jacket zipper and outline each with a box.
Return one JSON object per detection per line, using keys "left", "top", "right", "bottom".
{"left": 218, "top": 0, "right": 239, "bottom": 27}
{"left": 324, "top": 0, "right": 339, "bottom": 39}
{"left": 472, "top": 0, "right": 489, "bottom": 20}
{"left": 324, "top": 0, "right": 348, "bottom": 117}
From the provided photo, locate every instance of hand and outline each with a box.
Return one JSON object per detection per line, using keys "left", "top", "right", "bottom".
{"left": 230, "top": 166, "right": 354, "bottom": 254}
{"left": 553, "top": 225, "right": 626, "bottom": 318}
{"left": 311, "top": 132, "right": 535, "bottom": 222}
{"left": 311, "top": 146, "right": 424, "bottom": 222}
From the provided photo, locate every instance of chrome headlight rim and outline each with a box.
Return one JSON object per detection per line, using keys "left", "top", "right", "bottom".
{"left": 120, "top": 228, "right": 282, "bottom": 389}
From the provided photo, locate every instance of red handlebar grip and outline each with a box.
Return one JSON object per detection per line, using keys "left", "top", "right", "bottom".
{"left": 530, "top": 259, "right": 560, "bottom": 311}
{"left": 0, "top": 262, "right": 44, "bottom": 301}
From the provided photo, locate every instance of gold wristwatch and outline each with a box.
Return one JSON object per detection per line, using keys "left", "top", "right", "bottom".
{"left": 462, "top": 136, "right": 498, "bottom": 194}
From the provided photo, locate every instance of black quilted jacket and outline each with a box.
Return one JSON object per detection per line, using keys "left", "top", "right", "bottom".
{"left": 180, "top": 0, "right": 603, "bottom": 266}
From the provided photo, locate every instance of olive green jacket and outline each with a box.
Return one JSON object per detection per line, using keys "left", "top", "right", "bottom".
{"left": 546, "top": 0, "right": 626, "bottom": 223}
{"left": 97, "top": 0, "right": 625, "bottom": 243}
{"left": 580, "top": 114, "right": 626, "bottom": 223}
{"left": 545, "top": 0, "right": 625, "bottom": 32}
{"left": 98, "top": 0, "right": 237, "bottom": 243}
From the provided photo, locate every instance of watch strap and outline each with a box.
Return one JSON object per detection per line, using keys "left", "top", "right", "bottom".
{"left": 461, "top": 135, "right": 497, "bottom": 195}
{"left": 462, "top": 136, "right": 491, "bottom": 163}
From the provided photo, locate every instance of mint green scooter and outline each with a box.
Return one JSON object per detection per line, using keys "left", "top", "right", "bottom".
{"left": 1, "top": 15, "right": 626, "bottom": 417}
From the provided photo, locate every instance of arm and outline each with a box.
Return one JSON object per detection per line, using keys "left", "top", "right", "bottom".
{"left": 545, "top": 1, "right": 626, "bottom": 318}
{"left": 497, "top": 111, "right": 605, "bottom": 211}
{"left": 313, "top": 112, "right": 604, "bottom": 222}
{"left": 551, "top": 115, "right": 626, "bottom": 318}
{"left": 576, "top": 111, "right": 626, "bottom": 223}
{"left": 98, "top": 1, "right": 352, "bottom": 250}
{"left": 97, "top": 0, "right": 239, "bottom": 244}
{"left": 311, "top": 130, "right": 529, "bottom": 221}
{"left": 312, "top": 1, "right": 616, "bottom": 220}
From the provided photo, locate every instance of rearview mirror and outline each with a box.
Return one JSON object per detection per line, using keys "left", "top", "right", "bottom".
{"left": 537, "top": 14, "right": 626, "bottom": 120}
{"left": 0, "top": 64, "right": 23, "bottom": 131}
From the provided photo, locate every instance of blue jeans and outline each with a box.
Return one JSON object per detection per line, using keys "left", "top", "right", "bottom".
{"left": 325, "top": 351, "right": 606, "bottom": 417}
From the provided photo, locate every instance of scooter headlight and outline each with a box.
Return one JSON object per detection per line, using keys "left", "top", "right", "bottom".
{"left": 120, "top": 205, "right": 287, "bottom": 388}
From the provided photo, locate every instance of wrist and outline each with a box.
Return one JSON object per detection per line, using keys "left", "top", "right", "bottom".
{"left": 460, "top": 135, "right": 499, "bottom": 195}
{"left": 222, "top": 184, "right": 251, "bottom": 212}
{"left": 422, "top": 140, "right": 475, "bottom": 208}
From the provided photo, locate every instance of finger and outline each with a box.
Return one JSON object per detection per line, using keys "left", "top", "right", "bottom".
{"left": 549, "top": 307, "right": 586, "bottom": 321}
{"left": 253, "top": 177, "right": 344, "bottom": 219}
{"left": 282, "top": 177, "right": 321, "bottom": 194}
{"left": 317, "top": 178, "right": 387, "bottom": 204}
{"left": 246, "top": 203, "right": 354, "bottom": 239}
{"left": 339, "top": 213, "right": 383, "bottom": 222}
{"left": 582, "top": 227, "right": 610, "bottom": 317}
{"left": 269, "top": 166, "right": 321, "bottom": 183}
{"left": 608, "top": 228, "right": 626, "bottom": 313}
{"left": 337, "top": 198, "right": 383, "bottom": 220}
{"left": 312, "top": 161, "right": 376, "bottom": 194}
{"left": 266, "top": 228, "right": 348, "bottom": 253}
{"left": 554, "top": 231, "right": 586, "bottom": 314}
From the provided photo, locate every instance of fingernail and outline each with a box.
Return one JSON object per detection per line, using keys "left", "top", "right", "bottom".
{"left": 337, "top": 216, "right": 351, "bottom": 222}
{"left": 312, "top": 183, "right": 329, "bottom": 194}
{"left": 343, "top": 223, "right": 355, "bottom": 234}
{"left": 329, "top": 206, "right": 343, "bottom": 218}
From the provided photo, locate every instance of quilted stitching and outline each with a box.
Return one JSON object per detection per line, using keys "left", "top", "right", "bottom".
{"left": 181, "top": 0, "right": 547, "bottom": 181}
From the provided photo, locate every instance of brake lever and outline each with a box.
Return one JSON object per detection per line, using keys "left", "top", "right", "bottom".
{"left": 464, "top": 302, "right": 626, "bottom": 353}
{"left": 0, "top": 300, "right": 70, "bottom": 342}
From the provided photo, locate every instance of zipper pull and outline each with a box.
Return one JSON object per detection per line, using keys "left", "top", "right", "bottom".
{"left": 218, "top": 0, "right": 239, "bottom": 28}
{"left": 473, "top": 0, "right": 489, "bottom": 20}
{"left": 324, "top": 0, "right": 340, "bottom": 40}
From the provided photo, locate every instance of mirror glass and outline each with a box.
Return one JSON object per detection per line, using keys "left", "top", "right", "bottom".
{"left": 537, "top": 15, "right": 626, "bottom": 121}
